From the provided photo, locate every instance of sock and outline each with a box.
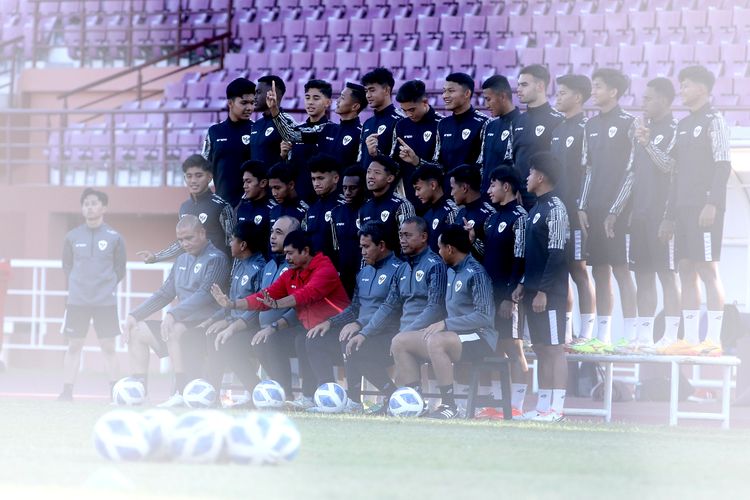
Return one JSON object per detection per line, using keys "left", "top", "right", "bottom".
{"left": 565, "top": 312, "right": 573, "bottom": 344}
{"left": 580, "top": 313, "right": 596, "bottom": 340}
{"left": 379, "top": 381, "right": 397, "bottom": 401}
{"left": 706, "top": 310, "right": 724, "bottom": 344}
{"left": 536, "top": 389, "right": 552, "bottom": 413}
{"left": 348, "top": 382, "right": 362, "bottom": 403}
{"left": 551, "top": 389, "right": 566, "bottom": 414}
{"left": 511, "top": 383, "right": 527, "bottom": 411}
{"left": 61, "top": 383, "right": 73, "bottom": 396}
{"left": 597, "top": 316, "right": 612, "bottom": 343}
{"left": 636, "top": 317, "right": 654, "bottom": 345}
{"left": 438, "top": 384, "right": 456, "bottom": 408}
{"left": 683, "top": 310, "right": 701, "bottom": 344}
{"left": 406, "top": 381, "right": 423, "bottom": 396}
{"left": 623, "top": 317, "right": 637, "bottom": 342}
{"left": 175, "top": 373, "right": 189, "bottom": 394}
{"left": 663, "top": 316, "right": 681, "bottom": 343}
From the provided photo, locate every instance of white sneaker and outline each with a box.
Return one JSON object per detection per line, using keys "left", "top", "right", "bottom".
{"left": 285, "top": 396, "right": 315, "bottom": 412}
{"left": 157, "top": 392, "right": 185, "bottom": 408}
{"left": 528, "top": 410, "right": 564, "bottom": 422}
{"left": 639, "top": 336, "right": 673, "bottom": 354}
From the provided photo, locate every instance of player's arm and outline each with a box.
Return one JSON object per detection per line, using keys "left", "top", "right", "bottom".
{"left": 62, "top": 236, "right": 73, "bottom": 277}
{"left": 444, "top": 271, "right": 495, "bottom": 332}
{"left": 360, "top": 263, "right": 407, "bottom": 337}
{"left": 271, "top": 111, "right": 302, "bottom": 144}
{"left": 508, "top": 213, "right": 527, "bottom": 297}
{"left": 201, "top": 127, "right": 212, "bottom": 161}
{"left": 707, "top": 114, "right": 732, "bottom": 208}
{"left": 150, "top": 240, "right": 184, "bottom": 263}
{"left": 608, "top": 130, "right": 638, "bottom": 217}
{"left": 404, "top": 262, "right": 447, "bottom": 330}
{"left": 220, "top": 203, "right": 235, "bottom": 249}
{"left": 577, "top": 130, "right": 593, "bottom": 211}
{"left": 114, "top": 236, "right": 127, "bottom": 283}
{"left": 396, "top": 199, "right": 416, "bottom": 225}
{"left": 130, "top": 266, "right": 178, "bottom": 322}
{"left": 539, "top": 205, "right": 568, "bottom": 294}
{"left": 169, "top": 258, "right": 230, "bottom": 322}
{"left": 235, "top": 270, "right": 262, "bottom": 328}
{"left": 644, "top": 124, "right": 677, "bottom": 174}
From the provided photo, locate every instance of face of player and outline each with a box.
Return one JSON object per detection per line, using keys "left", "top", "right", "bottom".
{"left": 229, "top": 235, "right": 248, "bottom": 258}
{"left": 243, "top": 172, "right": 266, "bottom": 200}
{"left": 443, "top": 82, "right": 470, "bottom": 112}
{"left": 516, "top": 73, "right": 541, "bottom": 105}
{"left": 311, "top": 171, "right": 339, "bottom": 197}
{"left": 268, "top": 178, "right": 292, "bottom": 204}
{"left": 679, "top": 78, "right": 706, "bottom": 109}
{"left": 366, "top": 162, "right": 394, "bottom": 195}
{"left": 482, "top": 88, "right": 505, "bottom": 117}
{"left": 591, "top": 77, "right": 617, "bottom": 109}
{"left": 227, "top": 94, "right": 255, "bottom": 122}
{"left": 184, "top": 166, "right": 212, "bottom": 196}
{"left": 413, "top": 178, "right": 438, "bottom": 205}
{"left": 254, "top": 81, "right": 272, "bottom": 112}
{"left": 360, "top": 234, "right": 386, "bottom": 266}
{"left": 365, "top": 83, "right": 390, "bottom": 110}
{"left": 269, "top": 218, "right": 293, "bottom": 253}
{"left": 342, "top": 175, "right": 363, "bottom": 204}
{"left": 399, "top": 98, "right": 430, "bottom": 122}
{"left": 81, "top": 194, "right": 106, "bottom": 224}
{"left": 284, "top": 245, "right": 310, "bottom": 269}
{"left": 450, "top": 177, "right": 468, "bottom": 205}
{"left": 176, "top": 225, "right": 207, "bottom": 256}
{"left": 554, "top": 84, "right": 579, "bottom": 115}
{"left": 335, "top": 88, "right": 356, "bottom": 115}
{"left": 487, "top": 179, "right": 510, "bottom": 205}
{"left": 641, "top": 86, "right": 665, "bottom": 121}
{"left": 526, "top": 168, "right": 542, "bottom": 195}
{"left": 399, "top": 221, "right": 427, "bottom": 256}
{"left": 304, "top": 88, "right": 330, "bottom": 121}
{"left": 437, "top": 236, "right": 453, "bottom": 265}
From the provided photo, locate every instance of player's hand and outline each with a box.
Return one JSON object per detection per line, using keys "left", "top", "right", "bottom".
{"left": 256, "top": 289, "right": 278, "bottom": 309}
{"left": 499, "top": 299, "right": 514, "bottom": 320}
{"left": 280, "top": 140, "right": 292, "bottom": 160}
{"left": 160, "top": 313, "right": 175, "bottom": 341}
{"left": 603, "top": 214, "right": 617, "bottom": 239}
{"left": 206, "top": 319, "right": 229, "bottom": 336}
{"left": 307, "top": 320, "right": 331, "bottom": 339}
{"left": 577, "top": 210, "right": 589, "bottom": 239}
{"left": 511, "top": 284, "right": 524, "bottom": 303}
{"left": 345, "top": 334, "right": 366, "bottom": 357}
{"left": 122, "top": 315, "right": 138, "bottom": 344}
{"left": 365, "top": 133, "right": 380, "bottom": 157}
{"left": 397, "top": 137, "right": 420, "bottom": 166}
{"left": 699, "top": 203, "right": 716, "bottom": 228}
{"left": 339, "top": 322, "right": 361, "bottom": 342}
{"left": 214, "top": 327, "right": 236, "bottom": 350}
{"left": 210, "top": 283, "right": 231, "bottom": 308}
{"left": 136, "top": 250, "right": 156, "bottom": 264}
{"left": 658, "top": 219, "right": 675, "bottom": 243}
{"left": 634, "top": 117, "right": 650, "bottom": 146}
{"left": 532, "top": 291, "right": 547, "bottom": 313}
{"left": 267, "top": 80, "right": 280, "bottom": 116}
{"left": 463, "top": 217, "right": 476, "bottom": 242}
{"left": 250, "top": 327, "right": 275, "bottom": 346}
{"left": 421, "top": 320, "right": 446, "bottom": 341}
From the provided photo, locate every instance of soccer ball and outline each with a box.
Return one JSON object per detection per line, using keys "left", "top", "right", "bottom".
{"left": 92, "top": 410, "right": 151, "bottom": 461}
{"left": 313, "top": 382, "right": 347, "bottom": 413}
{"left": 252, "top": 380, "right": 286, "bottom": 409}
{"left": 141, "top": 409, "right": 177, "bottom": 460}
{"left": 183, "top": 379, "right": 217, "bottom": 408}
{"left": 227, "top": 411, "right": 301, "bottom": 465}
{"left": 169, "top": 410, "right": 231, "bottom": 463}
{"left": 111, "top": 377, "right": 146, "bottom": 406}
{"left": 388, "top": 387, "right": 425, "bottom": 417}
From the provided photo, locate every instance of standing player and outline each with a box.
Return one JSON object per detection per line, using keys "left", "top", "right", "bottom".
{"left": 605, "top": 78, "right": 681, "bottom": 352}
{"left": 450, "top": 164, "right": 496, "bottom": 260}
{"left": 304, "top": 154, "right": 343, "bottom": 259}
{"left": 658, "top": 66, "right": 731, "bottom": 356}
{"left": 512, "top": 153, "right": 569, "bottom": 422}
{"left": 549, "top": 74, "right": 596, "bottom": 344}
{"left": 251, "top": 75, "right": 291, "bottom": 165}
{"left": 267, "top": 163, "right": 309, "bottom": 227}
{"left": 505, "top": 64, "right": 564, "bottom": 209}
{"left": 58, "top": 188, "right": 126, "bottom": 401}
{"left": 359, "top": 68, "right": 403, "bottom": 169}
{"left": 235, "top": 160, "right": 276, "bottom": 252}
{"left": 478, "top": 75, "right": 519, "bottom": 197}
{"left": 331, "top": 165, "right": 367, "bottom": 296}
{"left": 202, "top": 77, "right": 255, "bottom": 207}
{"left": 574, "top": 68, "right": 637, "bottom": 353}
{"left": 413, "top": 165, "right": 459, "bottom": 252}
{"left": 330, "top": 82, "right": 367, "bottom": 167}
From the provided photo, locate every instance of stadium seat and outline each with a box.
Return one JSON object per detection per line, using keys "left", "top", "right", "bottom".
{"left": 682, "top": 9, "right": 711, "bottom": 44}
{"left": 593, "top": 44, "right": 618, "bottom": 70}
{"left": 707, "top": 8, "right": 735, "bottom": 43}
{"left": 619, "top": 44, "right": 646, "bottom": 77}
{"left": 403, "top": 50, "right": 428, "bottom": 81}
{"left": 349, "top": 18, "right": 372, "bottom": 52}
{"left": 569, "top": 45, "right": 594, "bottom": 74}
{"left": 643, "top": 43, "right": 672, "bottom": 76}
{"left": 312, "top": 51, "right": 337, "bottom": 82}
{"left": 393, "top": 16, "right": 418, "bottom": 51}
{"left": 380, "top": 50, "right": 404, "bottom": 80}
{"left": 463, "top": 15, "right": 487, "bottom": 49}
{"left": 721, "top": 43, "right": 748, "bottom": 77}
{"left": 425, "top": 50, "right": 450, "bottom": 79}
{"left": 439, "top": 15, "right": 465, "bottom": 50}
{"left": 447, "top": 48, "right": 473, "bottom": 75}
{"left": 517, "top": 46, "right": 543, "bottom": 67}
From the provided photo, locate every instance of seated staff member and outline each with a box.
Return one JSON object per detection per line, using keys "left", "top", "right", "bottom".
{"left": 391, "top": 225, "right": 497, "bottom": 420}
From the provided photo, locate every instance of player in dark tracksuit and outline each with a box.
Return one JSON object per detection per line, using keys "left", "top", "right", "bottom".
{"left": 449, "top": 164, "right": 496, "bottom": 261}
{"left": 267, "top": 163, "right": 309, "bottom": 227}
{"left": 202, "top": 77, "right": 256, "bottom": 207}
{"left": 330, "top": 165, "right": 367, "bottom": 297}
{"left": 359, "top": 68, "right": 403, "bottom": 169}
{"left": 235, "top": 160, "right": 276, "bottom": 257}
{"left": 412, "top": 166, "right": 459, "bottom": 253}
{"left": 329, "top": 82, "right": 367, "bottom": 168}
{"left": 505, "top": 65, "right": 564, "bottom": 209}
{"left": 478, "top": 75, "right": 520, "bottom": 199}
{"left": 251, "top": 75, "right": 290, "bottom": 167}
{"left": 512, "top": 152, "right": 569, "bottom": 421}
{"left": 303, "top": 154, "right": 344, "bottom": 260}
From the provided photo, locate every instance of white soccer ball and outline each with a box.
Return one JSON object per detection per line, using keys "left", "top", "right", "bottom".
{"left": 92, "top": 410, "right": 151, "bottom": 461}
{"left": 169, "top": 410, "right": 231, "bottom": 464}
{"left": 227, "top": 411, "right": 301, "bottom": 465}
{"left": 183, "top": 379, "right": 217, "bottom": 408}
{"left": 388, "top": 387, "right": 425, "bottom": 417}
{"left": 252, "top": 380, "right": 286, "bottom": 409}
{"left": 141, "top": 409, "right": 177, "bottom": 460}
{"left": 313, "top": 382, "right": 347, "bottom": 413}
{"left": 111, "top": 377, "right": 146, "bottom": 406}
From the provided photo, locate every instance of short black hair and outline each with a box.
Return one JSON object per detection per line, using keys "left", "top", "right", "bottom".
{"left": 592, "top": 68, "right": 630, "bottom": 99}
{"left": 448, "top": 164, "right": 481, "bottom": 192}
{"left": 267, "top": 162, "right": 294, "bottom": 184}
{"left": 529, "top": 151, "right": 560, "bottom": 186}
{"left": 342, "top": 164, "right": 366, "bottom": 183}
{"left": 481, "top": 74, "right": 513, "bottom": 99}
{"left": 345, "top": 82, "right": 367, "bottom": 109}
{"left": 647, "top": 77, "right": 676, "bottom": 104}
{"left": 359, "top": 221, "right": 395, "bottom": 250}
{"left": 258, "top": 75, "right": 286, "bottom": 97}
{"left": 439, "top": 224, "right": 472, "bottom": 254}
{"left": 361, "top": 67, "right": 395, "bottom": 90}
{"left": 401, "top": 215, "right": 428, "bottom": 234}
{"left": 678, "top": 65, "right": 715, "bottom": 92}
{"left": 396, "top": 79, "right": 427, "bottom": 103}
{"left": 308, "top": 153, "right": 341, "bottom": 175}
{"left": 233, "top": 222, "right": 263, "bottom": 253}
{"left": 413, "top": 165, "right": 444, "bottom": 185}
{"left": 226, "top": 77, "right": 256, "bottom": 99}
{"left": 489, "top": 166, "right": 521, "bottom": 193}
{"left": 282, "top": 229, "right": 312, "bottom": 253}
{"left": 370, "top": 154, "right": 400, "bottom": 177}
{"left": 240, "top": 160, "right": 268, "bottom": 180}
{"left": 182, "top": 154, "right": 211, "bottom": 173}
{"left": 446, "top": 72, "right": 475, "bottom": 95}
{"left": 81, "top": 187, "right": 108, "bottom": 206}
{"left": 304, "top": 79, "right": 333, "bottom": 99}
{"left": 556, "top": 74, "right": 592, "bottom": 103}
{"left": 519, "top": 64, "right": 551, "bottom": 87}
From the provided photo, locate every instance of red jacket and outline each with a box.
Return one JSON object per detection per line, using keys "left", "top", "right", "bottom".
{"left": 245, "top": 253, "right": 351, "bottom": 329}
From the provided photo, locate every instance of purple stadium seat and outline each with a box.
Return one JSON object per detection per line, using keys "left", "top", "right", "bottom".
{"left": 734, "top": 7, "right": 750, "bottom": 38}
{"left": 694, "top": 43, "right": 722, "bottom": 74}
{"left": 463, "top": 15, "right": 487, "bottom": 48}
{"left": 283, "top": 19, "right": 306, "bottom": 51}
{"left": 517, "top": 47, "right": 543, "bottom": 67}
{"left": 440, "top": 15, "right": 465, "bottom": 49}
{"left": 569, "top": 45, "right": 594, "bottom": 74}
{"left": 508, "top": 13, "right": 532, "bottom": 36}
{"left": 292, "top": 51, "right": 314, "bottom": 81}
{"left": 712, "top": 78, "right": 738, "bottom": 106}
{"left": 426, "top": 50, "right": 450, "bottom": 79}
{"left": 357, "top": 51, "right": 380, "bottom": 74}
{"left": 312, "top": 51, "right": 337, "bottom": 81}
{"left": 670, "top": 43, "right": 695, "bottom": 67}
{"left": 165, "top": 82, "right": 187, "bottom": 102}
{"left": 403, "top": 50, "right": 428, "bottom": 80}
{"left": 349, "top": 18, "right": 372, "bottom": 51}
{"left": 225, "top": 52, "right": 247, "bottom": 72}
{"left": 335, "top": 50, "right": 358, "bottom": 81}
{"left": 618, "top": 44, "right": 646, "bottom": 77}
{"left": 448, "top": 48, "right": 473, "bottom": 75}
{"left": 626, "top": 76, "right": 647, "bottom": 104}
{"left": 371, "top": 17, "right": 395, "bottom": 51}
{"left": 707, "top": 8, "right": 734, "bottom": 41}
{"left": 734, "top": 77, "right": 750, "bottom": 105}
{"left": 380, "top": 50, "right": 404, "bottom": 78}
{"left": 186, "top": 81, "right": 209, "bottom": 100}
{"left": 544, "top": 47, "right": 570, "bottom": 77}
{"left": 644, "top": 43, "right": 672, "bottom": 76}
{"left": 531, "top": 15, "right": 558, "bottom": 46}
{"left": 393, "top": 16, "right": 418, "bottom": 50}
{"left": 721, "top": 43, "right": 748, "bottom": 77}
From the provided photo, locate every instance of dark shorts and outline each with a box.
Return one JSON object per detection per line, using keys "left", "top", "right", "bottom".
{"left": 494, "top": 298, "right": 521, "bottom": 341}
{"left": 62, "top": 305, "right": 120, "bottom": 339}
{"left": 629, "top": 215, "right": 676, "bottom": 273}
{"left": 675, "top": 206, "right": 724, "bottom": 263}
{"left": 522, "top": 293, "right": 566, "bottom": 346}
{"left": 585, "top": 208, "right": 629, "bottom": 267}
{"left": 457, "top": 333, "right": 493, "bottom": 362}
{"left": 343, "top": 331, "right": 395, "bottom": 367}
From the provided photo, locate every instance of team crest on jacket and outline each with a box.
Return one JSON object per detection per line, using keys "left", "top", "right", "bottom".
{"left": 501, "top": 129, "right": 510, "bottom": 141}
{"left": 535, "top": 125, "right": 545, "bottom": 136}
{"left": 461, "top": 128, "right": 471, "bottom": 140}
{"left": 415, "top": 270, "right": 425, "bottom": 282}
{"left": 193, "top": 263, "right": 202, "bottom": 274}
{"left": 565, "top": 136, "right": 575, "bottom": 148}
{"left": 343, "top": 135, "right": 352, "bottom": 145}
{"left": 378, "top": 274, "right": 387, "bottom": 285}
{"left": 381, "top": 210, "right": 390, "bottom": 222}
{"left": 241, "top": 275, "right": 249, "bottom": 286}
{"left": 423, "top": 131, "right": 432, "bottom": 142}
{"left": 693, "top": 126, "right": 702, "bottom": 137}
{"left": 265, "top": 127, "right": 274, "bottom": 137}
{"left": 608, "top": 126, "right": 618, "bottom": 138}
{"left": 377, "top": 124, "right": 386, "bottom": 135}
{"left": 498, "top": 222, "right": 507, "bottom": 233}
{"left": 653, "top": 134, "right": 664, "bottom": 145}
{"left": 198, "top": 213, "right": 208, "bottom": 224}
{"left": 324, "top": 211, "right": 332, "bottom": 222}
{"left": 432, "top": 218, "right": 439, "bottom": 230}
{"left": 454, "top": 280, "right": 463, "bottom": 292}
{"left": 241, "top": 134, "right": 250, "bottom": 145}
{"left": 98, "top": 240, "right": 108, "bottom": 251}
{"left": 532, "top": 213, "right": 541, "bottom": 224}
{"left": 254, "top": 215, "right": 263, "bottom": 224}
